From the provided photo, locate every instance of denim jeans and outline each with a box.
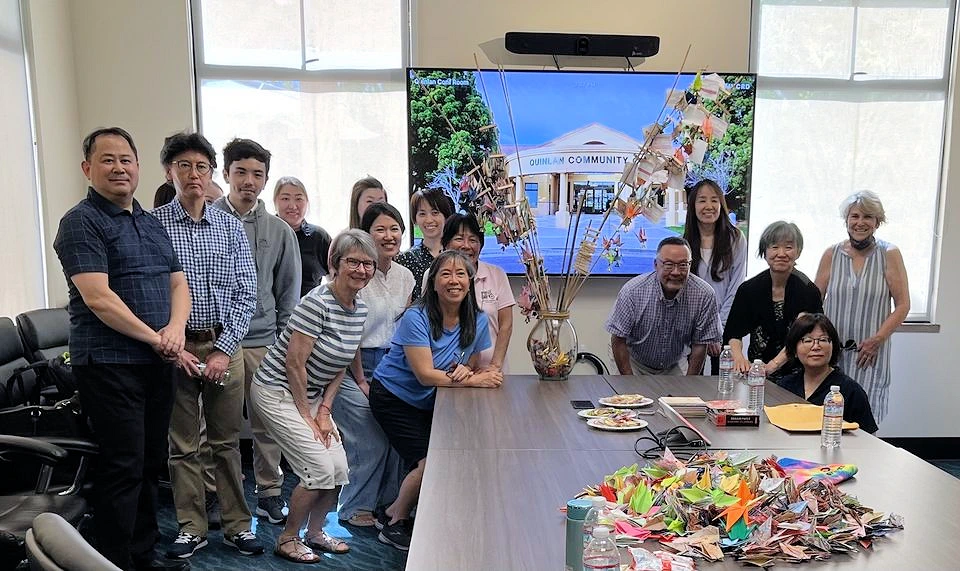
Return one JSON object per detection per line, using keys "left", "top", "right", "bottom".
{"left": 333, "top": 347, "right": 402, "bottom": 519}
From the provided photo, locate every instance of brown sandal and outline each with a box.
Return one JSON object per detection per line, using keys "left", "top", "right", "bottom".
{"left": 305, "top": 531, "right": 350, "bottom": 554}
{"left": 274, "top": 536, "right": 320, "bottom": 564}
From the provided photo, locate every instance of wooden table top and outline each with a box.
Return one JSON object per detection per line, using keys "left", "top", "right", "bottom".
{"left": 407, "top": 446, "right": 960, "bottom": 570}
{"left": 430, "top": 374, "right": 646, "bottom": 451}
{"left": 409, "top": 374, "right": 948, "bottom": 570}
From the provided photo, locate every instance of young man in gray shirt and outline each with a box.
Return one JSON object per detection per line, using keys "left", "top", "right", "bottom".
{"left": 213, "top": 138, "right": 301, "bottom": 524}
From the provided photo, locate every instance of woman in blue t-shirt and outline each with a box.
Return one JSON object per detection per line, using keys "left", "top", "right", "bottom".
{"left": 369, "top": 250, "right": 503, "bottom": 550}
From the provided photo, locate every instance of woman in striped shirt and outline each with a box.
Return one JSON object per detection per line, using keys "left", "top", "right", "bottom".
{"left": 249, "top": 229, "right": 376, "bottom": 563}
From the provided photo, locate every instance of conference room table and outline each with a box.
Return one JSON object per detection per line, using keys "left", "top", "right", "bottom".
{"left": 405, "top": 374, "right": 960, "bottom": 570}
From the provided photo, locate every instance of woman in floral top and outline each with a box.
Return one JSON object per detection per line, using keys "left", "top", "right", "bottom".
{"left": 395, "top": 188, "right": 454, "bottom": 301}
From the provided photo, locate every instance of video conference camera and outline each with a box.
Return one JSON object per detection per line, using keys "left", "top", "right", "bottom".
{"left": 505, "top": 32, "right": 660, "bottom": 59}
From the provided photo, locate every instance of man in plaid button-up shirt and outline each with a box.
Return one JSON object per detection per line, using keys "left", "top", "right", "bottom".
{"left": 153, "top": 132, "right": 263, "bottom": 558}
{"left": 606, "top": 236, "right": 721, "bottom": 376}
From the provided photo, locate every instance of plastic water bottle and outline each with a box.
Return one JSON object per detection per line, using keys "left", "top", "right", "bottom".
{"left": 747, "top": 359, "right": 766, "bottom": 414}
{"left": 582, "top": 526, "right": 620, "bottom": 571}
{"left": 821, "top": 385, "right": 845, "bottom": 448}
{"left": 582, "top": 496, "right": 606, "bottom": 548}
{"left": 718, "top": 345, "right": 735, "bottom": 396}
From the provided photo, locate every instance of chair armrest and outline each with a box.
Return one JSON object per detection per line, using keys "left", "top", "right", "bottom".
{"left": 0, "top": 434, "right": 67, "bottom": 465}
{"left": 35, "top": 437, "right": 99, "bottom": 456}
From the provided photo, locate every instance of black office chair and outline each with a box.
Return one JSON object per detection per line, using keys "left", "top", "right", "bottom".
{"left": 16, "top": 309, "right": 74, "bottom": 400}
{"left": 15, "top": 309, "right": 70, "bottom": 364}
{"left": 26, "top": 513, "right": 120, "bottom": 571}
{"left": 571, "top": 351, "right": 611, "bottom": 375}
{"left": 0, "top": 317, "right": 37, "bottom": 408}
{"left": 0, "top": 435, "right": 93, "bottom": 568}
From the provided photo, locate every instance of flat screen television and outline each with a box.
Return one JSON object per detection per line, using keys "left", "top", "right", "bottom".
{"left": 406, "top": 67, "right": 756, "bottom": 276}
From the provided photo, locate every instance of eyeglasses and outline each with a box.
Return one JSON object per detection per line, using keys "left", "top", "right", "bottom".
{"left": 342, "top": 257, "right": 376, "bottom": 272}
{"left": 172, "top": 160, "right": 212, "bottom": 175}
{"left": 657, "top": 260, "right": 691, "bottom": 272}
{"left": 800, "top": 336, "right": 832, "bottom": 346}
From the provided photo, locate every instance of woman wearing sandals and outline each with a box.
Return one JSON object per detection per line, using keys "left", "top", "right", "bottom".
{"left": 249, "top": 229, "right": 376, "bottom": 563}
{"left": 369, "top": 251, "right": 504, "bottom": 550}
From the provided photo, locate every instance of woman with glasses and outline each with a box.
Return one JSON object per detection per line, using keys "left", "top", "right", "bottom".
{"left": 724, "top": 221, "right": 823, "bottom": 375}
{"left": 815, "top": 191, "right": 909, "bottom": 424}
{"left": 682, "top": 179, "right": 748, "bottom": 373}
{"left": 273, "top": 176, "right": 333, "bottom": 297}
{"left": 441, "top": 213, "right": 515, "bottom": 372}
{"left": 368, "top": 250, "right": 503, "bottom": 551}
{"left": 249, "top": 230, "right": 376, "bottom": 563}
{"left": 775, "top": 313, "right": 878, "bottom": 433}
{"left": 334, "top": 202, "right": 413, "bottom": 528}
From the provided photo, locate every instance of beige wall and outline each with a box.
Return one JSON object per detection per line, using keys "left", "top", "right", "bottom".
{"left": 414, "top": 0, "right": 751, "bottom": 72}
{"left": 24, "top": 0, "right": 960, "bottom": 436}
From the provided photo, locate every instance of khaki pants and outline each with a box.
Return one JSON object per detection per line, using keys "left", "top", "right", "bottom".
{"left": 168, "top": 341, "right": 249, "bottom": 536}
{"left": 630, "top": 356, "right": 683, "bottom": 376}
{"left": 243, "top": 346, "right": 284, "bottom": 498}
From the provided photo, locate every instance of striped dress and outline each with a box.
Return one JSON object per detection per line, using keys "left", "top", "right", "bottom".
{"left": 255, "top": 283, "right": 367, "bottom": 400}
{"left": 823, "top": 240, "right": 892, "bottom": 422}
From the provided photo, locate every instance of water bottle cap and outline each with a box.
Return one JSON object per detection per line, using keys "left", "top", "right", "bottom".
{"left": 591, "top": 496, "right": 606, "bottom": 508}
{"left": 752, "top": 359, "right": 763, "bottom": 364}
{"left": 592, "top": 526, "right": 611, "bottom": 538}
{"left": 830, "top": 385, "right": 840, "bottom": 392}
{"left": 723, "top": 344, "right": 730, "bottom": 350}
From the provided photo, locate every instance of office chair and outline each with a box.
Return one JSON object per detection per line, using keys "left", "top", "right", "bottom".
{"left": 15, "top": 309, "right": 70, "bottom": 364}
{"left": 26, "top": 513, "right": 120, "bottom": 571}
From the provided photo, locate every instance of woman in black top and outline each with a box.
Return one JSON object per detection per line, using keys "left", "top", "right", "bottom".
{"left": 775, "top": 313, "right": 878, "bottom": 433}
{"left": 724, "top": 221, "right": 823, "bottom": 375}
{"left": 274, "top": 176, "right": 332, "bottom": 297}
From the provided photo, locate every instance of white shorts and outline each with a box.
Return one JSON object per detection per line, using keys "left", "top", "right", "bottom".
{"left": 249, "top": 381, "right": 349, "bottom": 490}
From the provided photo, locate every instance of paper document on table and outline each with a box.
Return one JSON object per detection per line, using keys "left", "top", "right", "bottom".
{"left": 764, "top": 403, "right": 858, "bottom": 432}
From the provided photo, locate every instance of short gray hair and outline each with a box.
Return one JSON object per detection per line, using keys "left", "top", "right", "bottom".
{"left": 328, "top": 229, "right": 377, "bottom": 273}
{"left": 757, "top": 221, "right": 803, "bottom": 258}
{"left": 840, "top": 190, "right": 886, "bottom": 226}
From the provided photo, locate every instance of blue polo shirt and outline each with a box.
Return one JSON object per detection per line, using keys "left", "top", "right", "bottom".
{"left": 54, "top": 187, "right": 182, "bottom": 365}
{"left": 373, "top": 305, "right": 490, "bottom": 410}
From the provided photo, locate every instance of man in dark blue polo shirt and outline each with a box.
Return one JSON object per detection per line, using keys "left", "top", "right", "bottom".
{"left": 54, "top": 127, "right": 192, "bottom": 571}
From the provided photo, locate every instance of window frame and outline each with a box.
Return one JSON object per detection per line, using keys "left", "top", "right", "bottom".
{"left": 189, "top": 0, "right": 412, "bottom": 137}
{"left": 749, "top": 0, "right": 957, "bottom": 322}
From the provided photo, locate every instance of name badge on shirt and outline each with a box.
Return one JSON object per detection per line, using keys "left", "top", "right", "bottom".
{"left": 480, "top": 290, "right": 497, "bottom": 304}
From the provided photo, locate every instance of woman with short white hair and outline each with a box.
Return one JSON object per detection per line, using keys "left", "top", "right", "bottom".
{"left": 815, "top": 191, "right": 909, "bottom": 424}
{"left": 250, "top": 229, "right": 377, "bottom": 563}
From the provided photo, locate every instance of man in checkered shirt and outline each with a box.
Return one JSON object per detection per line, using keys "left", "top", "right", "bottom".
{"left": 606, "top": 236, "right": 721, "bottom": 375}
{"left": 153, "top": 132, "right": 263, "bottom": 559}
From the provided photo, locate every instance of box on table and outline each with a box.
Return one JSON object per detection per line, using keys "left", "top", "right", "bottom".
{"left": 705, "top": 400, "right": 759, "bottom": 427}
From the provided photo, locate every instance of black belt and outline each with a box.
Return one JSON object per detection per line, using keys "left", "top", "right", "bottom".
{"left": 185, "top": 324, "right": 223, "bottom": 342}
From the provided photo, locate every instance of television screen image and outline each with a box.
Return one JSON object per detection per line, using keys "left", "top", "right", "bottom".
{"left": 407, "top": 68, "right": 756, "bottom": 276}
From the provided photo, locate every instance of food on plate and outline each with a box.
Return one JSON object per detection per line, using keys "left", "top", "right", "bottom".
{"left": 603, "top": 394, "right": 648, "bottom": 406}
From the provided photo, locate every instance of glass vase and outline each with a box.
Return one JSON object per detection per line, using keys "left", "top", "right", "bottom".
{"left": 527, "top": 311, "right": 579, "bottom": 381}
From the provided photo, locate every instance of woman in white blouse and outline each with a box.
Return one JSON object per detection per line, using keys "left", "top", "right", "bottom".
{"left": 333, "top": 202, "right": 414, "bottom": 528}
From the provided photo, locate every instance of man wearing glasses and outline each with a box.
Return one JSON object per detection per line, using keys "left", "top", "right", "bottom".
{"left": 153, "top": 133, "right": 263, "bottom": 558}
{"left": 213, "top": 138, "right": 301, "bottom": 526}
{"left": 606, "top": 236, "right": 721, "bottom": 375}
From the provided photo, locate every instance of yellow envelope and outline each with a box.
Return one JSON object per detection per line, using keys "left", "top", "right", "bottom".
{"left": 763, "top": 404, "right": 859, "bottom": 432}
